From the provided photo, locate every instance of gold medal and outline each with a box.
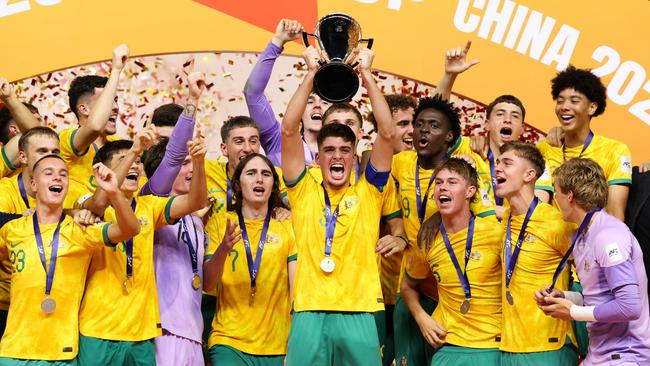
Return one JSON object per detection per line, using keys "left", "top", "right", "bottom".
{"left": 249, "top": 287, "right": 256, "bottom": 306}
{"left": 460, "top": 299, "right": 470, "bottom": 314}
{"left": 505, "top": 290, "right": 514, "bottom": 305}
{"left": 123, "top": 277, "right": 134, "bottom": 294}
{"left": 192, "top": 274, "right": 201, "bottom": 291}
{"left": 41, "top": 296, "right": 56, "bottom": 314}
{"left": 320, "top": 257, "right": 335, "bottom": 273}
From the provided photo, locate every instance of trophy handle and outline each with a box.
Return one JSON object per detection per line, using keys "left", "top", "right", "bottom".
{"left": 302, "top": 32, "right": 319, "bottom": 48}
{"left": 360, "top": 38, "right": 374, "bottom": 50}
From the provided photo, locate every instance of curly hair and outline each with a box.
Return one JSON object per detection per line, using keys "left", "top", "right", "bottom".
{"left": 414, "top": 95, "right": 461, "bottom": 143}
{"left": 551, "top": 65, "right": 607, "bottom": 117}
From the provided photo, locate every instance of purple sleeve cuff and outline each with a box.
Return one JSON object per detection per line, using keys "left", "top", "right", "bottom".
{"left": 244, "top": 42, "right": 284, "bottom": 159}
{"left": 593, "top": 261, "right": 642, "bottom": 322}
{"left": 140, "top": 113, "right": 194, "bottom": 197}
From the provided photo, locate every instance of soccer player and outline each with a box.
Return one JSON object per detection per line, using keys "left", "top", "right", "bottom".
{"left": 537, "top": 65, "right": 632, "bottom": 220}
{"left": 149, "top": 103, "right": 183, "bottom": 138}
{"left": 244, "top": 18, "right": 330, "bottom": 167}
{"left": 368, "top": 94, "right": 417, "bottom": 154}
{"left": 402, "top": 158, "right": 503, "bottom": 365}
{"left": 494, "top": 142, "right": 577, "bottom": 365}
{"left": 281, "top": 45, "right": 394, "bottom": 365}
{"left": 536, "top": 158, "right": 650, "bottom": 365}
{"left": 0, "top": 154, "right": 140, "bottom": 363}
{"left": 203, "top": 153, "right": 296, "bottom": 366}
{"left": 61, "top": 44, "right": 129, "bottom": 192}
{"left": 76, "top": 136, "right": 208, "bottom": 366}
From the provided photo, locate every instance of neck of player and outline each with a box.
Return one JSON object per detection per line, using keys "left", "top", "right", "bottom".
{"left": 441, "top": 207, "right": 472, "bottom": 234}
{"left": 242, "top": 201, "right": 269, "bottom": 220}
{"left": 36, "top": 203, "right": 63, "bottom": 224}
{"left": 489, "top": 138, "right": 501, "bottom": 159}
{"left": 507, "top": 187, "right": 536, "bottom": 216}
{"left": 418, "top": 150, "right": 447, "bottom": 170}
{"left": 563, "top": 122, "right": 591, "bottom": 148}
{"left": 304, "top": 131, "right": 319, "bottom": 155}
{"left": 22, "top": 170, "right": 35, "bottom": 197}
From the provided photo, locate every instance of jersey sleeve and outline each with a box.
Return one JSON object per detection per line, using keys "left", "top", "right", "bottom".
{"left": 151, "top": 196, "right": 178, "bottom": 229}
{"left": 404, "top": 246, "right": 430, "bottom": 282}
{"left": 593, "top": 228, "right": 632, "bottom": 268}
{"left": 285, "top": 221, "right": 298, "bottom": 262}
{"left": 0, "top": 147, "right": 16, "bottom": 178}
{"left": 77, "top": 222, "right": 114, "bottom": 248}
{"left": 604, "top": 142, "right": 632, "bottom": 185}
{"left": 59, "top": 128, "right": 88, "bottom": 160}
{"left": 381, "top": 178, "right": 402, "bottom": 220}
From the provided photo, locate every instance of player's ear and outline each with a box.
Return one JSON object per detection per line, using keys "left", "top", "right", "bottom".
{"left": 466, "top": 185, "right": 477, "bottom": 200}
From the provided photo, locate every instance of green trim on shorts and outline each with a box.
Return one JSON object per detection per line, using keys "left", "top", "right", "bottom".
{"left": 208, "top": 344, "right": 284, "bottom": 366}
{"left": 1, "top": 148, "right": 15, "bottom": 171}
{"left": 0, "top": 358, "right": 77, "bottom": 366}
{"left": 501, "top": 345, "right": 578, "bottom": 366}
{"left": 78, "top": 335, "right": 155, "bottom": 366}
{"left": 283, "top": 168, "right": 306, "bottom": 188}
{"left": 433, "top": 345, "right": 501, "bottom": 366}
{"left": 394, "top": 294, "right": 437, "bottom": 366}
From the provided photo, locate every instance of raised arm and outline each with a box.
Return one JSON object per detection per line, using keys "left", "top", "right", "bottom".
{"left": 433, "top": 41, "right": 479, "bottom": 101}
{"left": 244, "top": 19, "right": 303, "bottom": 167}
{"left": 140, "top": 72, "right": 205, "bottom": 196}
{"left": 94, "top": 163, "right": 141, "bottom": 242}
{"left": 203, "top": 217, "right": 241, "bottom": 291}
{"left": 0, "top": 77, "right": 41, "bottom": 132}
{"left": 167, "top": 137, "right": 208, "bottom": 219}
{"left": 72, "top": 44, "right": 129, "bottom": 153}
{"left": 359, "top": 48, "right": 394, "bottom": 173}
{"left": 281, "top": 47, "right": 320, "bottom": 181}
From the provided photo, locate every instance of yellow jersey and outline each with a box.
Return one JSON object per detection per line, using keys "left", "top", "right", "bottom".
{"left": 286, "top": 167, "right": 388, "bottom": 312}
{"left": 500, "top": 201, "right": 575, "bottom": 352}
{"left": 537, "top": 134, "right": 632, "bottom": 192}
{"left": 0, "top": 146, "right": 16, "bottom": 179}
{"left": 0, "top": 215, "right": 110, "bottom": 360}
{"left": 206, "top": 211, "right": 297, "bottom": 355}
{"left": 376, "top": 177, "right": 403, "bottom": 306}
{"left": 79, "top": 194, "right": 175, "bottom": 341}
{"left": 406, "top": 216, "right": 503, "bottom": 349}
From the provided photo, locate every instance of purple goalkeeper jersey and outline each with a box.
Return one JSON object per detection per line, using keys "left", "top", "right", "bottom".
{"left": 154, "top": 215, "right": 206, "bottom": 343}
{"left": 574, "top": 211, "right": 650, "bottom": 365}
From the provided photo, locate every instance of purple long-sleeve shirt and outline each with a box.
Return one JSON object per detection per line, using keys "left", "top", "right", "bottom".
{"left": 244, "top": 42, "right": 314, "bottom": 167}
{"left": 140, "top": 113, "right": 195, "bottom": 197}
{"left": 574, "top": 211, "right": 650, "bottom": 365}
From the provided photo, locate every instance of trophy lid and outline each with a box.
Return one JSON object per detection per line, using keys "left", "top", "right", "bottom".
{"left": 315, "top": 13, "right": 362, "bottom": 62}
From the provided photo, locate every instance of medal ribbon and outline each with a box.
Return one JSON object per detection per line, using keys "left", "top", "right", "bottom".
{"left": 415, "top": 162, "right": 436, "bottom": 224}
{"left": 487, "top": 149, "right": 504, "bottom": 206}
{"left": 505, "top": 197, "right": 539, "bottom": 290}
{"left": 562, "top": 130, "right": 594, "bottom": 162}
{"left": 124, "top": 200, "right": 136, "bottom": 280}
{"left": 179, "top": 216, "right": 200, "bottom": 276}
{"left": 550, "top": 207, "right": 601, "bottom": 289}
{"left": 33, "top": 212, "right": 66, "bottom": 297}
{"left": 322, "top": 184, "right": 343, "bottom": 258}
{"left": 17, "top": 173, "right": 30, "bottom": 209}
{"left": 439, "top": 214, "right": 475, "bottom": 301}
{"left": 238, "top": 210, "right": 271, "bottom": 291}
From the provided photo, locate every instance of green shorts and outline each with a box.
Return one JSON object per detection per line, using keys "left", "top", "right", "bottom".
{"left": 374, "top": 305, "right": 395, "bottom": 366}
{"left": 0, "top": 359, "right": 76, "bottom": 366}
{"left": 201, "top": 294, "right": 217, "bottom": 351}
{"left": 286, "top": 311, "right": 381, "bottom": 366}
{"left": 208, "top": 345, "right": 283, "bottom": 366}
{"left": 77, "top": 335, "right": 155, "bottom": 366}
{"left": 394, "top": 294, "right": 437, "bottom": 366}
{"left": 501, "top": 345, "right": 578, "bottom": 366}
{"left": 570, "top": 282, "right": 588, "bottom": 358}
{"left": 432, "top": 345, "right": 500, "bottom": 366}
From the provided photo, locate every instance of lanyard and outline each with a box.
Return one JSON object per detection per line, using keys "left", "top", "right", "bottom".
{"left": 124, "top": 200, "right": 137, "bottom": 279}
{"left": 550, "top": 207, "right": 601, "bottom": 289}
{"left": 225, "top": 164, "right": 233, "bottom": 211}
{"left": 487, "top": 149, "right": 504, "bottom": 206}
{"left": 355, "top": 159, "right": 360, "bottom": 184}
{"left": 33, "top": 213, "right": 66, "bottom": 297}
{"left": 17, "top": 173, "right": 30, "bottom": 208}
{"left": 179, "top": 216, "right": 200, "bottom": 275}
{"left": 439, "top": 214, "right": 475, "bottom": 302}
{"left": 505, "top": 197, "right": 539, "bottom": 289}
{"left": 322, "top": 184, "right": 344, "bottom": 257}
{"left": 563, "top": 130, "right": 594, "bottom": 162}
{"left": 415, "top": 162, "right": 436, "bottom": 224}
{"left": 238, "top": 210, "right": 271, "bottom": 291}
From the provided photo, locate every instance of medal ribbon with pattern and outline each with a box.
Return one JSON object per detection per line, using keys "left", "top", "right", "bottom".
{"left": 238, "top": 209, "right": 271, "bottom": 305}
{"left": 439, "top": 213, "right": 475, "bottom": 314}
{"left": 179, "top": 216, "right": 201, "bottom": 290}
{"left": 562, "top": 130, "right": 594, "bottom": 162}
{"left": 321, "top": 183, "right": 346, "bottom": 273}
{"left": 415, "top": 162, "right": 436, "bottom": 224}
{"left": 17, "top": 173, "right": 30, "bottom": 209}
{"left": 33, "top": 212, "right": 65, "bottom": 314}
{"left": 123, "top": 200, "right": 136, "bottom": 293}
{"left": 504, "top": 197, "right": 539, "bottom": 305}
{"left": 487, "top": 149, "right": 504, "bottom": 206}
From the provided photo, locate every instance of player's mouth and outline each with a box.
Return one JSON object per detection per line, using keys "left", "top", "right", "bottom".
{"left": 329, "top": 162, "right": 346, "bottom": 180}
{"left": 417, "top": 136, "right": 430, "bottom": 150}
{"left": 499, "top": 127, "right": 513, "bottom": 142}
{"left": 403, "top": 137, "right": 413, "bottom": 149}
{"left": 311, "top": 112, "right": 323, "bottom": 121}
{"left": 437, "top": 194, "right": 452, "bottom": 207}
{"left": 495, "top": 175, "right": 507, "bottom": 188}
{"left": 252, "top": 185, "right": 266, "bottom": 197}
{"left": 126, "top": 172, "right": 139, "bottom": 182}
{"left": 48, "top": 184, "right": 63, "bottom": 193}
{"left": 185, "top": 173, "right": 192, "bottom": 181}
{"left": 559, "top": 114, "right": 575, "bottom": 125}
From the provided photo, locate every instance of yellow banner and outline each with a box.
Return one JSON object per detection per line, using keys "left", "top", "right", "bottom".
{"left": 1, "top": 0, "right": 648, "bottom": 162}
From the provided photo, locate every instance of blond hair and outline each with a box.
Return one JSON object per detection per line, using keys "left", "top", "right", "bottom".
{"left": 553, "top": 158, "right": 607, "bottom": 211}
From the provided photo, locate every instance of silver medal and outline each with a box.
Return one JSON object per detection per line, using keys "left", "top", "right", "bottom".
{"left": 41, "top": 296, "right": 56, "bottom": 314}
{"left": 320, "top": 257, "right": 335, "bottom": 273}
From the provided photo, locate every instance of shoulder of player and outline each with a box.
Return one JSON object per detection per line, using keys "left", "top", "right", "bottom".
{"left": 0, "top": 176, "right": 16, "bottom": 188}
{"left": 532, "top": 202, "right": 566, "bottom": 230}
{"left": 593, "top": 134, "right": 628, "bottom": 150}
{"left": 474, "top": 215, "right": 504, "bottom": 236}
{"left": 589, "top": 213, "right": 633, "bottom": 249}
{"left": 394, "top": 150, "right": 417, "bottom": 165}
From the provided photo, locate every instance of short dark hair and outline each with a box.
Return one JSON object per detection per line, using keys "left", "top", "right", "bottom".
{"left": 143, "top": 137, "right": 169, "bottom": 179}
{"left": 32, "top": 154, "right": 66, "bottom": 174}
{"left": 151, "top": 103, "right": 183, "bottom": 128}
{"left": 437, "top": 158, "right": 480, "bottom": 203}
{"left": 93, "top": 139, "right": 132, "bottom": 166}
{"left": 231, "top": 153, "right": 286, "bottom": 216}
{"left": 18, "top": 127, "right": 59, "bottom": 152}
{"left": 500, "top": 141, "right": 545, "bottom": 179}
{"left": 551, "top": 65, "right": 607, "bottom": 117}
{"left": 68, "top": 75, "right": 108, "bottom": 119}
{"left": 220, "top": 116, "right": 260, "bottom": 142}
{"left": 323, "top": 103, "right": 363, "bottom": 128}
{"left": 414, "top": 95, "right": 461, "bottom": 144}
{"left": 486, "top": 95, "right": 526, "bottom": 121}
{"left": 317, "top": 122, "right": 356, "bottom": 149}
{"left": 368, "top": 94, "right": 417, "bottom": 131}
{"left": 0, "top": 102, "right": 40, "bottom": 144}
